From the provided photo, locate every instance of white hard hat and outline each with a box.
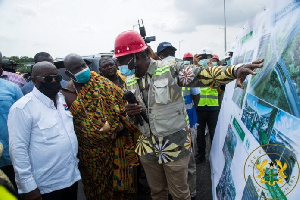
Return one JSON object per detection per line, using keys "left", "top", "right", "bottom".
{"left": 225, "top": 52, "right": 231, "bottom": 59}
{"left": 200, "top": 48, "right": 213, "bottom": 55}
{"left": 224, "top": 51, "right": 233, "bottom": 59}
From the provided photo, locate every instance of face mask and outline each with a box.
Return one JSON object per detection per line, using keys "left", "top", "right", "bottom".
{"left": 163, "top": 56, "right": 176, "bottom": 62}
{"left": 183, "top": 61, "right": 191, "bottom": 65}
{"left": 119, "top": 65, "right": 135, "bottom": 76}
{"left": 226, "top": 59, "right": 232, "bottom": 65}
{"left": 74, "top": 67, "right": 91, "bottom": 83}
{"left": 212, "top": 62, "right": 218, "bottom": 67}
{"left": 199, "top": 59, "right": 210, "bottom": 67}
{"left": 38, "top": 81, "right": 61, "bottom": 98}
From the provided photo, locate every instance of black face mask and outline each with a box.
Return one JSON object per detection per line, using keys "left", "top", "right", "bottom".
{"left": 38, "top": 81, "right": 62, "bottom": 98}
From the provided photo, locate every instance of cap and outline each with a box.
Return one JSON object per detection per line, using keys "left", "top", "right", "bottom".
{"left": 200, "top": 48, "right": 212, "bottom": 55}
{"left": 212, "top": 54, "right": 219, "bottom": 61}
{"left": 157, "top": 42, "right": 177, "bottom": 54}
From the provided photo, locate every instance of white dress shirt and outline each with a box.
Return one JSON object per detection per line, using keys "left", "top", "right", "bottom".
{"left": 8, "top": 87, "right": 81, "bottom": 194}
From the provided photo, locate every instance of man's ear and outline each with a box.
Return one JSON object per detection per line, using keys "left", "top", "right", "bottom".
{"left": 31, "top": 76, "right": 36, "bottom": 84}
{"left": 31, "top": 76, "right": 39, "bottom": 88}
{"left": 65, "top": 70, "right": 76, "bottom": 81}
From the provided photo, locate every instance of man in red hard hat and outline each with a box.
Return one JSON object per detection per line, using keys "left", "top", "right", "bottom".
{"left": 210, "top": 54, "right": 220, "bottom": 66}
{"left": 114, "top": 30, "right": 264, "bottom": 200}
{"left": 183, "top": 52, "right": 194, "bottom": 65}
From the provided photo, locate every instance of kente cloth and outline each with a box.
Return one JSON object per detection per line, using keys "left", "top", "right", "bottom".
{"left": 70, "top": 72, "right": 138, "bottom": 199}
{"left": 110, "top": 73, "right": 140, "bottom": 193}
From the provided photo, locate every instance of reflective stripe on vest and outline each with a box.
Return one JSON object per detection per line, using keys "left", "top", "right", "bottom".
{"left": 182, "top": 87, "right": 193, "bottom": 125}
{"left": 185, "top": 115, "right": 189, "bottom": 125}
{"left": 153, "top": 65, "right": 170, "bottom": 76}
{"left": 127, "top": 77, "right": 137, "bottom": 86}
{"left": 198, "top": 87, "right": 219, "bottom": 106}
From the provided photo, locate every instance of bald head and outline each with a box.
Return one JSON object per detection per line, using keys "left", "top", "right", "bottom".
{"left": 32, "top": 61, "right": 58, "bottom": 77}
{"left": 64, "top": 53, "right": 85, "bottom": 71}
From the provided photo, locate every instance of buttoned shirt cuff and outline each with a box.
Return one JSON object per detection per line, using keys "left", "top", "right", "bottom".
{"left": 18, "top": 178, "right": 37, "bottom": 194}
{"left": 233, "top": 64, "right": 244, "bottom": 77}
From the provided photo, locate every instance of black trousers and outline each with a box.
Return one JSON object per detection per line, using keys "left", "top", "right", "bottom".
{"left": 0, "top": 165, "right": 17, "bottom": 191}
{"left": 196, "top": 109, "right": 219, "bottom": 156}
{"left": 42, "top": 181, "right": 78, "bottom": 200}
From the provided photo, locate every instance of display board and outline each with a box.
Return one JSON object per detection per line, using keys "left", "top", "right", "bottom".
{"left": 211, "top": 0, "right": 300, "bottom": 199}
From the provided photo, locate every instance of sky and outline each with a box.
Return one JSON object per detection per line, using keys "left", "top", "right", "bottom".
{"left": 0, "top": 0, "right": 268, "bottom": 59}
{"left": 274, "top": 110, "right": 300, "bottom": 140}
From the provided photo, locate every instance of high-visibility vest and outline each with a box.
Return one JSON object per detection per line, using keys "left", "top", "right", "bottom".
{"left": 198, "top": 87, "right": 219, "bottom": 106}
{"left": 125, "top": 64, "right": 188, "bottom": 137}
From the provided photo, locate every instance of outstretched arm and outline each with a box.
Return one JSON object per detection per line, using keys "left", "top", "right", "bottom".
{"left": 171, "top": 59, "right": 264, "bottom": 88}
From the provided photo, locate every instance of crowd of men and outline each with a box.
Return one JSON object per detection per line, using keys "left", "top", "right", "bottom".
{"left": 0, "top": 30, "right": 263, "bottom": 200}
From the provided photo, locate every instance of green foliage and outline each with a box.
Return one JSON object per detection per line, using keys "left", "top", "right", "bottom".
{"left": 281, "top": 30, "right": 300, "bottom": 94}
{"left": 17, "top": 66, "right": 31, "bottom": 73}
{"left": 7, "top": 56, "right": 34, "bottom": 63}
{"left": 5, "top": 56, "right": 34, "bottom": 73}
{"left": 253, "top": 70, "right": 291, "bottom": 113}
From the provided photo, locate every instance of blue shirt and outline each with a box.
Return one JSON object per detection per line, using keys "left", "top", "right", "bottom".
{"left": 183, "top": 88, "right": 200, "bottom": 127}
{"left": 0, "top": 79, "right": 23, "bottom": 167}
{"left": 21, "top": 80, "right": 34, "bottom": 95}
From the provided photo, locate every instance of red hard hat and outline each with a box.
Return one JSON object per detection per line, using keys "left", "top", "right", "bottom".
{"left": 114, "top": 30, "right": 147, "bottom": 58}
{"left": 212, "top": 54, "right": 219, "bottom": 61}
{"left": 183, "top": 52, "right": 193, "bottom": 59}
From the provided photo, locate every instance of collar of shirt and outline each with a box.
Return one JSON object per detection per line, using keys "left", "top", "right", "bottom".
{"left": 32, "top": 87, "right": 58, "bottom": 109}
{"left": 146, "top": 58, "right": 158, "bottom": 76}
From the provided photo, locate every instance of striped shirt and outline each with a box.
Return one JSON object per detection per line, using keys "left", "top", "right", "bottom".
{"left": 0, "top": 71, "right": 27, "bottom": 87}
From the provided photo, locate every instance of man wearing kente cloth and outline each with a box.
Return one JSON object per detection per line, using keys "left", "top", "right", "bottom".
{"left": 61, "top": 54, "right": 138, "bottom": 200}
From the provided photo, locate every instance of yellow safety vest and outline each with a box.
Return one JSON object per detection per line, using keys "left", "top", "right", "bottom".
{"left": 0, "top": 185, "right": 17, "bottom": 200}
{"left": 198, "top": 87, "right": 219, "bottom": 106}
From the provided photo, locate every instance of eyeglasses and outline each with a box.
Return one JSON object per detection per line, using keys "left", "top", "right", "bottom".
{"left": 127, "top": 58, "right": 133, "bottom": 65}
{"left": 35, "top": 75, "right": 62, "bottom": 83}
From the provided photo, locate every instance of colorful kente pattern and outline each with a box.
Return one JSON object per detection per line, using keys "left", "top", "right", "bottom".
{"left": 70, "top": 72, "right": 138, "bottom": 200}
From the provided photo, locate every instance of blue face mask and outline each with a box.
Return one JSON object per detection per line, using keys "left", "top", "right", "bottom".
{"left": 199, "top": 59, "right": 210, "bottom": 67}
{"left": 226, "top": 59, "right": 231, "bottom": 65}
{"left": 74, "top": 67, "right": 91, "bottom": 83}
{"left": 119, "top": 65, "right": 135, "bottom": 76}
{"left": 212, "top": 62, "right": 218, "bottom": 67}
{"left": 183, "top": 61, "right": 191, "bottom": 65}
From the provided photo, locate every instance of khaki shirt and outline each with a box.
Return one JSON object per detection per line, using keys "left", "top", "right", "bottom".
{"left": 134, "top": 59, "right": 240, "bottom": 164}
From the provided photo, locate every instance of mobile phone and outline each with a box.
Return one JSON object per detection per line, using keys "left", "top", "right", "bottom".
{"left": 200, "top": 54, "right": 207, "bottom": 59}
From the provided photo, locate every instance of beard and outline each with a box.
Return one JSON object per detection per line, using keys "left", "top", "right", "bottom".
{"left": 38, "top": 81, "right": 62, "bottom": 98}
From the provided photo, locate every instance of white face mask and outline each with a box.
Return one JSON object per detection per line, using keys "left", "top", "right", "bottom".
{"left": 163, "top": 56, "right": 176, "bottom": 62}
{"left": 212, "top": 62, "right": 217, "bottom": 66}
{"left": 199, "top": 59, "right": 210, "bottom": 67}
